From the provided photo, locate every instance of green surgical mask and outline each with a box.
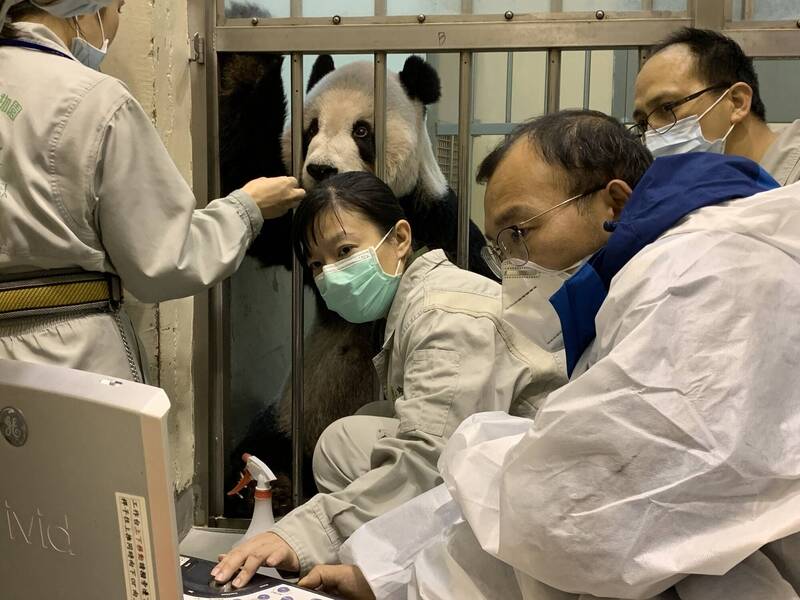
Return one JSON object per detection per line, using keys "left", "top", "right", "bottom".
{"left": 314, "top": 229, "right": 402, "bottom": 323}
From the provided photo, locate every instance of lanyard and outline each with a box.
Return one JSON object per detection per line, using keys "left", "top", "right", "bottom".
{"left": 0, "top": 38, "right": 73, "bottom": 61}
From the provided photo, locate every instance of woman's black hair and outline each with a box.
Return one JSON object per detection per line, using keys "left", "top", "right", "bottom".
{"left": 292, "top": 171, "right": 407, "bottom": 265}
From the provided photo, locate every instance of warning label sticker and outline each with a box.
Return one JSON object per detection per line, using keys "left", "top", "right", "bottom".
{"left": 115, "top": 492, "right": 156, "bottom": 600}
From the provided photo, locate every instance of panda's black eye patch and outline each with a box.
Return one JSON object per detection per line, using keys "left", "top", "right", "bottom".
{"left": 303, "top": 118, "right": 319, "bottom": 159}
{"left": 306, "top": 118, "right": 319, "bottom": 138}
{"left": 351, "top": 120, "right": 375, "bottom": 167}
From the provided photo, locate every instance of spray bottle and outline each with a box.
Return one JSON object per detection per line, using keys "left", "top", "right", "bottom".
{"left": 227, "top": 453, "right": 277, "bottom": 544}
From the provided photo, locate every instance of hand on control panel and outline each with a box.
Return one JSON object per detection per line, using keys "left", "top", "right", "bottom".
{"left": 299, "top": 565, "right": 375, "bottom": 600}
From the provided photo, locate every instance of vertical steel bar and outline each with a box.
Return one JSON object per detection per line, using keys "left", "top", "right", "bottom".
{"left": 583, "top": 49, "right": 592, "bottom": 109}
{"left": 505, "top": 51, "right": 514, "bottom": 123}
{"left": 290, "top": 53, "right": 305, "bottom": 508}
{"left": 372, "top": 50, "right": 388, "bottom": 402}
{"left": 742, "top": 0, "right": 754, "bottom": 21}
{"left": 456, "top": 51, "right": 473, "bottom": 270}
{"left": 545, "top": 49, "right": 561, "bottom": 113}
{"left": 374, "top": 52, "right": 388, "bottom": 181}
{"left": 375, "top": 0, "right": 387, "bottom": 16}
{"left": 638, "top": 46, "right": 650, "bottom": 70}
{"left": 640, "top": 0, "right": 654, "bottom": 10}
{"left": 692, "top": 0, "right": 726, "bottom": 29}
{"left": 290, "top": 0, "right": 302, "bottom": 18}
{"left": 190, "top": 0, "right": 211, "bottom": 527}
{"left": 206, "top": 0, "right": 226, "bottom": 521}
{"left": 550, "top": 0, "right": 563, "bottom": 12}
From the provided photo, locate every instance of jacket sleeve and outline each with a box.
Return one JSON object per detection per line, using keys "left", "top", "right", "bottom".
{"left": 459, "top": 232, "right": 800, "bottom": 598}
{"left": 272, "top": 306, "right": 531, "bottom": 574}
{"left": 92, "top": 91, "right": 263, "bottom": 302}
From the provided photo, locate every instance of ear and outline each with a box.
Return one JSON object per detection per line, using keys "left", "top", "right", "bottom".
{"left": 399, "top": 55, "right": 441, "bottom": 105}
{"left": 728, "top": 82, "right": 753, "bottom": 125}
{"left": 307, "top": 55, "right": 335, "bottom": 93}
{"left": 604, "top": 179, "right": 633, "bottom": 220}
{"left": 393, "top": 219, "right": 413, "bottom": 262}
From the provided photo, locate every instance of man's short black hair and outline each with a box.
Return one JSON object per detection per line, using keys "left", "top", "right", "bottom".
{"left": 651, "top": 27, "right": 766, "bottom": 121}
{"left": 476, "top": 110, "right": 653, "bottom": 202}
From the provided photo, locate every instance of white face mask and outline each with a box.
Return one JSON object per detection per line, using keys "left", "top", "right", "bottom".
{"left": 645, "top": 88, "right": 736, "bottom": 159}
{"left": 69, "top": 12, "right": 108, "bottom": 71}
{"left": 501, "top": 257, "right": 587, "bottom": 352}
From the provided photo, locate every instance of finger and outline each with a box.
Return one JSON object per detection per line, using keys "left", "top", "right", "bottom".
{"left": 298, "top": 567, "right": 323, "bottom": 590}
{"left": 233, "top": 554, "right": 263, "bottom": 589}
{"left": 212, "top": 549, "right": 244, "bottom": 581}
{"left": 286, "top": 176, "right": 299, "bottom": 187}
{"left": 291, "top": 188, "right": 307, "bottom": 200}
{"left": 263, "top": 544, "right": 291, "bottom": 569}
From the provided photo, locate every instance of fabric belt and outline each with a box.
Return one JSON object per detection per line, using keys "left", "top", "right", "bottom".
{"left": 0, "top": 269, "right": 123, "bottom": 320}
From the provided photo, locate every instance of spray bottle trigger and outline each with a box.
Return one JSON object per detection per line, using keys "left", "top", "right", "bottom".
{"left": 226, "top": 470, "right": 253, "bottom": 497}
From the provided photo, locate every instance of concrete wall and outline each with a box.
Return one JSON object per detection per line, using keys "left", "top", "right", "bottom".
{"left": 102, "top": 1, "right": 196, "bottom": 510}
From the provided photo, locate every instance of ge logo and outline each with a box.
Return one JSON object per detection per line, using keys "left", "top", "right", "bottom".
{"left": 0, "top": 407, "right": 28, "bottom": 447}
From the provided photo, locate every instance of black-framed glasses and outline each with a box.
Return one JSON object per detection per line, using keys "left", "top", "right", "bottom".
{"left": 481, "top": 186, "right": 604, "bottom": 278}
{"left": 628, "top": 84, "right": 731, "bottom": 142}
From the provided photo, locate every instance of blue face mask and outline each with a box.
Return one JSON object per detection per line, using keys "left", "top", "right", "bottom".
{"left": 644, "top": 88, "right": 736, "bottom": 159}
{"left": 314, "top": 229, "right": 403, "bottom": 324}
{"left": 31, "top": 0, "right": 112, "bottom": 18}
{"left": 69, "top": 13, "right": 108, "bottom": 70}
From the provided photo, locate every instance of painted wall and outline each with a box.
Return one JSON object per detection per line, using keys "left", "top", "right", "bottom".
{"left": 103, "top": 1, "right": 195, "bottom": 500}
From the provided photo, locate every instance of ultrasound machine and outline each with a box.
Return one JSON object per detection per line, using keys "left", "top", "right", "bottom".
{"left": 0, "top": 359, "right": 339, "bottom": 599}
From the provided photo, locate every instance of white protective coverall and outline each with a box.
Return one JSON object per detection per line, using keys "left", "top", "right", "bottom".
{"left": 342, "top": 180, "right": 800, "bottom": 599}
{"left": 0, "top": 22, "right": 263, "bottom": 381}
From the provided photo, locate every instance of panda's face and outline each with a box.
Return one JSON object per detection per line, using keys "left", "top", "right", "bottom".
{"left": 303, "top": 86, "right": 380, "bottom": 184}
{"left": 282, "top": 61, "right": 444, "bottom": 199}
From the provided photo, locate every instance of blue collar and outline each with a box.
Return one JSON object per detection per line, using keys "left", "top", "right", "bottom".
{"left": 0, "top": 38, "right": 73, "bottom": 61}
{"left": 549, "top": 153, "right": 779, "bottom": 376}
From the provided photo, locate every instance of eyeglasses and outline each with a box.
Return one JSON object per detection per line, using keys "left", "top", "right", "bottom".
{"left": 628, "top": 84, "right": 730, "bottom": 142}
{"left": 481, "top": 187, "right": 602, "bottom": 279}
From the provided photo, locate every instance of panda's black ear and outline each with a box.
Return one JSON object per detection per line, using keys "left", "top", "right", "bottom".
{"left": 399, "top": 55, "right": 441, "bottom": 105}
{"left": 307, "top": 55, "right": 335, "bottom": 93}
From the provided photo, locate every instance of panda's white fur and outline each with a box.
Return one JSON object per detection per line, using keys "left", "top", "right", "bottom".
{"left": 281, "top": 61, "right": 448, "bottom": 200}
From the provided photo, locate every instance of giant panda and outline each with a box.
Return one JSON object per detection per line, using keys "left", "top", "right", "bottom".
{"left": 223, "top": 52, "right": 492, "bottom": 516}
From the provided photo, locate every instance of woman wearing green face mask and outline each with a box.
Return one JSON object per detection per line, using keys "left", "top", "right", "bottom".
{"left": 212, "top": 171, "right": 566, "bottom": 588}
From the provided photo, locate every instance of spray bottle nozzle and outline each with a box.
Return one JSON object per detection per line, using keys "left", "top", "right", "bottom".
{"left": 226, "top": 453, "right": 277, "bottom": 498}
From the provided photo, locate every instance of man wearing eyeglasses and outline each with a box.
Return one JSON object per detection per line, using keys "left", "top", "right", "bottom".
{"left": 633, "top": 27, "right": 800, "bottom": 185}
{"left": 297, "top": 109, "right": 800, "bottom": 599}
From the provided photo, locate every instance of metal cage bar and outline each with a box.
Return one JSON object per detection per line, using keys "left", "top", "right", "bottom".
{"left": 290, "top": 53, "right": 305, "bottom": 508}
{"left": 215, "top": 17, "right": 694, "bottom": 54}
{"left": 546, "top": 48, "right": 562, "bottom": 113}
{"left": 374, "top": 52, "right": 388, "bottom": 181}
{"left": 505, "top": 51, "right": 514, "bottom": 124}
{"left": 583, "top": 49, "right": 593, "bottom": 109}
{"left": 205, "top": 2, "right": 226, "bottom": 522}
{"left": 457, "top": 51, "right": 473, "bottom": 269}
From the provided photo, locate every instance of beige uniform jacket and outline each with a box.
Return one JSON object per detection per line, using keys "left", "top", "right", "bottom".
{"left": 272, "top": 250, "right": 567, "bottom": 574}
{"left": 0, "top": 23, "right": 262, "bottom": 380}
{"left": 761, "top": 119, "right": 800, "bottom": 185}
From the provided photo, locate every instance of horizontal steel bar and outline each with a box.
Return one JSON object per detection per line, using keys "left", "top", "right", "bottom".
{"left": 214, "top": 18, "right": 692, "bottom": 53}
{"left": 437, "top": 122, "right": 518, "bottom": 136}
{"left": 725, "top": 29, "right": 800, "bottom": 57}
{"left": 220, "top": 10, "right": 688, "bottom": 27}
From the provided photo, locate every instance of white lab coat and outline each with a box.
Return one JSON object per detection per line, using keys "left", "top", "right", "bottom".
{"left": 0, "top": 23, "right": 263, "bottom": 380}
{"left": 343, "top": 182, "right": 800, "bottom": 599}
